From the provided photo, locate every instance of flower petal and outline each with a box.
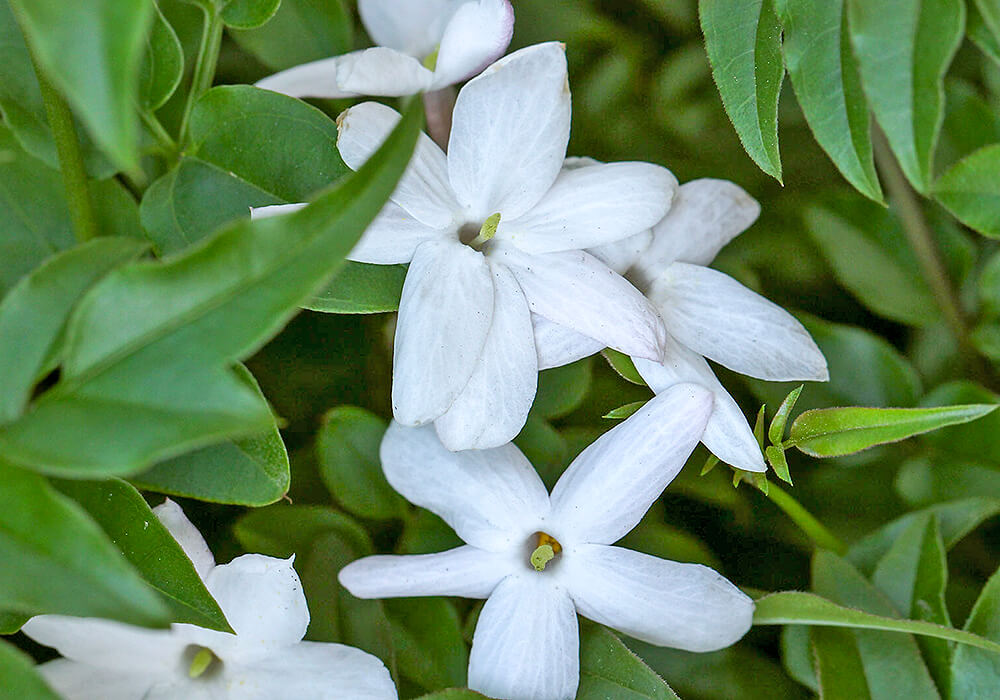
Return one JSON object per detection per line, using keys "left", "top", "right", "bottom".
{"left": 649, "top": 263, "right": 829, "bottom": 381}
{"left": 434, "top": 263, "right": 537, "bottom": 450}
{"left": 588, "top": 230, "right": 653, "bottom": 274}
{"left": 337, "top": 102, "right": 459, "bottom": 228}
{"left": 432, "top": 0, "right": 515, "bottom": 88}
{"left": 500, "top": 162, "right": 676, "bottom": 254}
{"left": 250, "top": 203, "right": 306, "bottom": 220}
{"left": 469, "top": 575, "right": 579, "bottom": 700}
{"left": 349, "top": 201, "right": 447, "bottom": 264}
{"left": 565, "top": 544, "right": 754, "bottom": 651}
{"left": 255, "top": 49, "right": 433, "bottom": 99}
{"left": 633, "top": 343, "right": 765, "bottom": 472}
{"left": 380, "top": 421, "right": 550, "bottom": 550}
{"left": 339, "top": 545, "right": 514, "bottom": 599}
{"left": 392, "top": 239, "right": 494, "bottom": 425}
{"left": 358, "top": 0, "right": 460, "bottom": 57}
{"left": 153, "top": 499, "right": 215, "bottom": 578}
{"left": 255, "top": 57, "right": 361, "bottom": 99}
{"left": 532, "top": 315, "right": 604, "bottom": 371}
{"left": 448, "top": 42, "right": 570, "bottom": 220}
{"left": 548, "top": 384, "right": 713, "bottom": 545}
{"left": 35, "top": 659, "right": 165, "bottom": 700}
{"left": 496, "top": 244, "right": 666, "bottom": 362}
{"left": 631, "top": 179, "right": 760, "bottom": 288}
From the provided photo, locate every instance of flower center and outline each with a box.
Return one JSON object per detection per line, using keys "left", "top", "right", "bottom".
{"left": 528, "top": 531, "right": 562, "bottom": 572}
{"left": 459, "top": 212, "right": 501, "bottom": 249}
{"left": 185, "top": 646, "right": 222, "bottom": 680}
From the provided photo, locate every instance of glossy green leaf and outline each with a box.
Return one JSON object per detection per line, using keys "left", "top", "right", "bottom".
{"left": 777, "top": 0, "right": 882, "bottom": 201}
{"left": 847, "top": 0, "right": 965, "bottom": 193}
{"left": 306, "top": 262, "right": 408, "bottom": 314}
{"left": 139, "top": 2, "right": 183, "bottom": 110}
{"left": 0, "top": 641, "right": 58, "bottom": 700}
{"left": 951, "top": 566, "right": 1000, "bottom": 697}
{"left": 386, "top": 598, "right": 468, "bottom": 691}
{"left": 9, "top": 0, "right": 155, "bottom": 171}
{"left": 54, "top": 478, "right": 230, "bottom": 632}
{"left": 221, "top": 0, "right": 280, "bottom": 29}
{"left": 810, "top": 626, "right": 871, "bottom": 699}
{"left": 789, "top": 404, "right": 997, "bottom": 457}
{"left": 602, "top": 348, "right": 645, "bottom": 385}
{"left": 533, "top": 359, "right": 593, "bottom": 419}
{"left": 933, "top": 144, "right": 1000, "bottom": 238}
{"left": 0, "top": 461, "right": 168, "bottom": 626}
{"left": 316, "top": 406, "right": 406, "bottom": 520}
{"left": 0, "top": 99, "right": 421, "bottom": 477}
{"left": 577, "top": 624, "right": 682, "bottom": 699}
{"left": 769, "top": 385, "right": 802, "bottom": 445}
{"left": 228, "top": 0, "right": 352, "bottom": 71}
{"left": 700, "top": 0, "right": 784, "bottom": 181}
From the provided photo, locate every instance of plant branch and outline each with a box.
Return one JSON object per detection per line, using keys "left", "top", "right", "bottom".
{"left": 178, "top": 5, "right": 224, "bottom": 148}
{"left": 759, "top": 482, "right": 847, "bottom": 555}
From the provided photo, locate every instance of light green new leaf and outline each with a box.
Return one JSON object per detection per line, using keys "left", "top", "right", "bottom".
{"left": 604, "top": 401, "right": 647, "bottom": 420}
{"left": 139, "top": 2, "right": 183, "bottom": 110}
{"left": 386, "top": 598, "right": 468, "bottom": 691}
{"left": 777, "top": 0, "right": 882, "bottom": 201}
{"left": 228, "top": 0, "right": 352, "bottom": 72}
{"left": 602, "top": 348, "right": 645, "bottom": 385}
{"left": 769, "top": 384, "right": 802, "bottom": 445}
{"left": 9, "top": 0, "right": 155, "bottom": 171}
{"left": 0, "top": 100, "right": 421, "bottom": 477}
{"left": 0, "top": 461, "right": 168, "bottom": 626}
{"left": 847, "top": 0, "right": 965, "bottom": 193}
{"left": 789, "top": 404, "right": 997, "bottom": 457}
{"left": 933, "top": 144, "right": 1000, "bottom": 238}
{"left": 577, "top": 624, "right": 682, "bottom": 699}
{"left": 951, "top": 566, "right": 1000, "bottom": 697}
{"left": 0, "top": 641, "right": 58, "bottom": 700}
{"left": 221, "top": 0, "right": 280, "bottom": 29}
{"left": 700, "top": 0, "right": 783, "bottom": 181}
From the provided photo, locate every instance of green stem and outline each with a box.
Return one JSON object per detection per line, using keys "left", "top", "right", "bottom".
{"left": 760, "top": 482, "right": 847, "bottom": 555}
{"left": 178, "top": 5, "right": 224, "bottom": 147}
{"left": 139, "top": 109, "right": 177, "bottom": 156}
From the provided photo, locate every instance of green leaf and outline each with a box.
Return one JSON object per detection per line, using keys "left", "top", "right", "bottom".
{"left": 0, "top": 640, "right": 58, "bottom": 699}
{"left": 604, "top": 400, "right": 647, "bottom": 420}
{"left": 777, "top": 0, "right": 882, "bottom": 201}
{"left": 228, "top": 0, "right": 352, "bottom": 72}
{"left": 139, "top": 2, "right": 183, "bottom": 111}
{"left": 896, "top": 456, "right": 1000, "bottom": 506}
{"left": 974, "top": 0, "right": 1000, "bottom": 45}
{"left": 699, "top": 0, "right": 784, "bottom": 181}
{"left": 577, "top": 623, "right": 682, "bottom": 699}
{"left": 221, "top": 0, "right": 280, "bottom": 29}
{"left": 0, "top": 99, "right": 421, "bottom": 477}
{"left": 789, "top": 404, "right": 997, "bottom": 457}
{"left": 0, "top": 238, "right": 148, "bottom": 424}
{"left": 933, "top": 144, "right": 1000, "bottom": 238}
{"left": 0, "top": 461, "right": 168, "bottom": 626}
{"left": 920, "top": 382, "right": 1000, "bottom": 469}
{"left": 810, "top": 626, "right": 872, "bottom": 699}
{"left": 620, "top": 506, "right": 722, "bottom": 569}
{"left": 386, "top": 598, "right": 468, "bottom": 691}
{"left": 765, "top": 445, "right": 792, "bottom": 484}
{"left": 0, "top": 611, "right": 28, "bottom": 634}
{"left": 951, "top": 566, "right": 1000, "bottom": 697}
{"left": 233, "top": 504, "right": 372, "bottom": 559}
{"left": 316, "top": 406, "right": 407, "bottom": 521}
{"left": 533, "top": 358, "right": 593, "bottom": 419}
{"left": 769, "top": 385, "right": 802, "bottom": 445}
{"left": 398, "top": 509, "right": 463, "bottom": 556}
{"left": 54, "top": 478, "right": 231, "bottom": 632}
{"left": 9, "top": 0, "right": 155, "bottom": 171}
{"left": 306, "top": 262, "right": 408, "bottom": 314}
{"left": 970, "top": 1, "right": 1000, "bottom": 64}
{"left": 847, "top": 0, "right": 965, "bottom": 193}
{"left": 414, "top": 692, "right": 488, "bottom": 700}
{"left": 602, "top": 348, "right": 645, "bottom": 385}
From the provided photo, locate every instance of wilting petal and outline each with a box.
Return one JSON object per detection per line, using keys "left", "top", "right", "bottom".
{"left": 392, "top": 240, "right": 493, "bottom": 425}
{"left": 380, "top": 421, "right": 550, "bottom": 550}
{"left": 497, "top": 245, "right": 665, "bottom": 362}
{"left": 153, "top": 499, "right": 216, "bottom": 578}
{"left": 349, "top": 201, "right": 448, "bottom": 264}
{"left": 468, "top": 576, "right": 579, "bottom": 700}
{"left": 588, "top": 230, "right": 653, "bottom": 274}
{"left": 501, "top": 162, "right": 676, "bottom": 254}
{"left": 631, "top": 179, "right": 760, "bottom": 288}
{"left": 532, "top": 315, "right": 603, "bottom": 371}
{"left": 358, "top": 0, "right": 461, "bottom": 57}
{"left": 337, "top": 102, "right": 459, "bottom": 228}
{"left": 649, "top": 263, "right": 829, "bottom": 381}
{"left": 448, "top": 43, "right": 570, "bottom": 221}
{"left": 435, "top": 263, "right": 537, "bottom": 450}
{"left": 564, "top": 544, "right": 754, "bottom": 651}
{"left": 549, "top": 384, "right": 712, "bottom": 545}
{"left": 340, "top": 546, "right": 514, "bottom": 599}
{"left": 432, "top": 0, "right": 515, "bottom": 88}
{"left": 35, "top": 660, "right": 166, "bottom": 700}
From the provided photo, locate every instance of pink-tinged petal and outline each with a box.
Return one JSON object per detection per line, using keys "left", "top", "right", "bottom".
{"left": 153, "top": 499, "right": 216, "bottom": 578}
{"left": 339, "top": 546, "right": 514, "bottom": 599}
{"left": 358, "top": 0, "right": 461, "bottom": 57}
{"left": 588, "top": 230, "right": 653, "bottom": 275}
{"left": 380, "top": 421, "right": 550, "bottom": 550}
{"left": 431, "top": 0, "right": 515, "bottom": 88}
{"left": 648, "top": 263, "right": 830, "bottom": 381}
{"left": 468, "top": 575, "right": 579, "bottom": 700}
{"left": 565, "top": 544, "right": 754, "bottom": 651}
{"left": 392, "top": 240, "right": 493, "bottom": 425}
{"left": 35, "top": 659, "right": 168, "bottom": 700}
{"left": 448, "top": 43, "right": 571, "bottom": 220}
{"left": 549, "top": 384, "right": 712, "bottom": 546}
{"left": 532, "top": 315, "right": 604, "bottom": 371}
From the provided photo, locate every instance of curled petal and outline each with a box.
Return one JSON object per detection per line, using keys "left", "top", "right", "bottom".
{"left": 432, "top": 0, "right": 515, "bottom": 88}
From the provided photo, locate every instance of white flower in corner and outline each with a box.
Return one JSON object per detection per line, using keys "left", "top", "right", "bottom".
{"left": 255, "top": 0, "right": 514, "bottom": 99}
{"left": 254, "top": 43, "right": 675, "bottom": 451}
{"left": 22, "top": 500, "right": 397, "bottom": 700}
{"left": 339, "top": 384, "right": 754, "bottom": 700}
{"left": 535, "top": 175, "right": 830, "bottom": 473}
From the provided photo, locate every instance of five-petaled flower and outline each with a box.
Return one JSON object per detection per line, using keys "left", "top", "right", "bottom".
{"left": 22, "top": 500, "right": 397, "bottom": 700}
{"left": 254, "top": 43, "right": 676, "bottom": 451}
{"left": 339, "top": 384, "right": 755, "bottom": 700}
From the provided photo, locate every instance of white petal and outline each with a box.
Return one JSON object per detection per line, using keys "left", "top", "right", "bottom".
{"left": 649, "top": 263, "right": 829, "bottom": 381}
{"left": 565, "top": 544, "right": 754, "bottom": 651}
{"left": 339, "top": 546, "right": 514, "bottom": 599}
{"left": 153, "top": 499, "right": 215, "bottom": 578}
{"left": 337, "top": 102, "right": 459, "bottom": 228}
{"left": 250, "top": 203, "right": 306, "bottom": 221}
{"left": 254, "top": 49, "right": 434, "bottom": 99}
{"left": 380, "top": 421, "right": 550, "bottom": 550}
{"left": 255, "top": 56, "right": 361, "bottom": 99}
{"left": 633, "top": 343, "right": 765, "bottom": 472}
{"left": 500, "top": 162, "right": 676, "bottom": 254}
{"left": 222, "top": 641, "right": 398, "bottom": 699}
{"left": 448, "top": 43, "right": 570, "bottom": 220}
{"left": 549, "top": 384, "right": 713, "bottom": 545}
{"left": 496, "top": 244, "right": 666, "bottom": 361}
{"left": 588, "top": 230, "right": 653, "bottom": 275}
{"left": 532, "top": 315, "right": 604, "bottom": 371}
{"left": 431, "top": 0, "right": 515, "bottom": 88}
{"left": 348, "top": 201, "right": 447, "bottom": 264}
{"left": 434, "top": 263, "right": 537, "bottom": 450}
{"left": 358, "top": 0, "right": 460, "bottom": 57}
{"left": 631, "top": 179, "right": 760, "bottom": 288}
{"left": 391, "top": 240, "right": 493, "bottom": 425}
{"left": 469, "top": 575, "right": 579, "bottom": 700}
{"left": 35, "top": 659, "right": 166, "bottom": 700}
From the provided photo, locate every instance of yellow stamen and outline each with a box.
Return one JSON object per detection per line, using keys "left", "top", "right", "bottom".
{"left": 422, "top": 47, "right": 440, "bottom": 70}
{"left": 188, "top": 648, "right": 215, "bottom": 679}
{"left": 531, "top": 544, "right": 555, "bottom": 571}
{"left": 468, "top": 212, "right": 501, "bottom": 248}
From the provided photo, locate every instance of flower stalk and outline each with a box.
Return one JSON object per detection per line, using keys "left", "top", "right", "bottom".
{"left": 757, "top": 481, "right": 846, "bottom": 555}
{"left": 178, "top": 4, "right": 224, "bottom": 147}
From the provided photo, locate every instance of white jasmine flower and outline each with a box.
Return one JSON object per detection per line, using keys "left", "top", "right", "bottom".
{"left": 255, "top": 0, "right": 514, "bottom": 99}
{"left": 254, "top": 43, "right": 675, "bottom": 451}
{"left": 536, "top": 176, "right": 829, "bottom": 472}
{"left": 22, "top": 501, "right": 397, "bottom": 700}
{"left": 339, "top": 384, "right": 755, "bottom": 700}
